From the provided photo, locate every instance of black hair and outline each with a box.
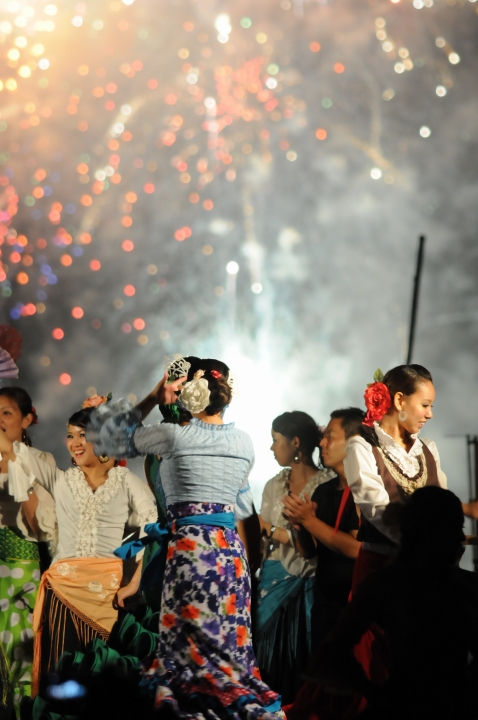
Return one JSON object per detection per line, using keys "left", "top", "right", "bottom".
{"left": 183, "top": 356, "right": 232, "bottom": 417}
{"left": 398, "top": 486, "right": 464, "bottom": 567}
{"left": 272, "top": 411, "right": 321, "bottom": 464}
{"left": 383, "top": 364, "right": 433, "bottom": 403}
{"left": 68, "top": 407, "right": 94, "bottom": 429}
{"left": 330, "top": 407, "right": 366, "bottom": 439}
{"left": 0, "top": 386, "right": 37, "bottom": 446}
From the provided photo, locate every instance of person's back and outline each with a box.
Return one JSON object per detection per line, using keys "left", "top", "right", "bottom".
{"left": 353, "top": 563, "right": 478, "bottom": 719}
{"left": 317, "top": 486, "right": 478, "bottom": 720}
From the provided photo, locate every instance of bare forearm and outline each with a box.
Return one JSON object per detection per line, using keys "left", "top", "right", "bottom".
{"left": 135, "top": 392, "right": 157, "bottom": 421}
{"left": 22, "top": 493, "right": 40, "bottom": 535}
{"left": 302, "top": 517, "right": 359, "bottom": 558}
{"left": 270, "top": 528, "right": 291, "bottom": 545}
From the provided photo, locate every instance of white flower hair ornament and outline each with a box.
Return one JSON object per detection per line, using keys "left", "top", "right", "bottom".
{"left": 179, "top": 369, "right": 211, "bottom": 414}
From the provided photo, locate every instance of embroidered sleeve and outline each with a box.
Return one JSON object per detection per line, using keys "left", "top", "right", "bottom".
{"left": 421, "top": 439, "right": 447, "bottom": 489}
{"left": 344, "top": 436, "right": 399, "bottom": 543}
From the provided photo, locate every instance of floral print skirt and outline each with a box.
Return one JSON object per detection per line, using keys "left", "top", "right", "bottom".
{"left": 142, "top": 502, "right": 283, "bottom": 718}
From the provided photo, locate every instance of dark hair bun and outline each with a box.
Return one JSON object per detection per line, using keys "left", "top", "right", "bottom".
{"left": 183, "top": 356, "right": 232, "bottom": 416}
{"left": 383, "top": 364, "right": 433, "bottom": 400}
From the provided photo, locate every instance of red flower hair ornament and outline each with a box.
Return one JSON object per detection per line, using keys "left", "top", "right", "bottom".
{"left": 363, "top": 369, "right": 392, "bottom": 427}
{"left": 210, "top": 370, "right": 222, "bottom": 379}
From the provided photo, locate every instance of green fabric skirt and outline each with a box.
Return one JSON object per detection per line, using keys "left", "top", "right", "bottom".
{"left": 0, "top": 527, "right": 41, "bottom": 716}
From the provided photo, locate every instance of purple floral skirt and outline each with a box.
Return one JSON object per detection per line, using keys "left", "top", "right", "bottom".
{"left": 142, "top": 502, "right": 283, "bottom": 718}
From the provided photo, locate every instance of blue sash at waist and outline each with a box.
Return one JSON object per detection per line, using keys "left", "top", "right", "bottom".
{"left": 114, "top": 512, "right": 236, "bottom": 591}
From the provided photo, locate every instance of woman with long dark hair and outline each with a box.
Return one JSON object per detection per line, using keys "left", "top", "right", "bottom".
{"left": 0, "top": 387, "right": 56, "bottom": 712}
{"left": 0, "top": 398, "right": 157, "bottom": 696}
{"left": 86, "top": 356, "right": 284, "bottom": 718}
{"left": 255, "top": 411, "right": 328, "bottom": 704}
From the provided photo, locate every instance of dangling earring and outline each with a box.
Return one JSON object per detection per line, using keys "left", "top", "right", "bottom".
{"left": 398, "top": 411, "right": 408, "bottom": 422}
{"left": 98, "top": 454, "right": 110, "bottom": 464}
{"left": 293, "top": 452, "right": 300, "bottom": 464}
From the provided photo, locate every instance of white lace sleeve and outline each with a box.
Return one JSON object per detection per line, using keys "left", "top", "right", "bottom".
{"left": 344, "top": 436, "right": 398, "bottom": 543}
{"left": 27, "top": 448, "right": 58, "bottom": 553}
{"left": 126, "top": 467, "right": 158, "bottom": 526}
{"left": 7, "top": 442, "right": 61, "bottom": 501}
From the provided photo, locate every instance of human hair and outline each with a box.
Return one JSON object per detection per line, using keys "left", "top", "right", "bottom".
{"left": 184, "top": 356, "right": 233, "bottom": 417}
{"left": 398, "top": 486, "right": 464, "bottom": 567}
{"left": 272, "top": 411, "right": 321, "bottom": 463}
{"left": 383, "top": 364, "right": 433, "bottom": 402}
{"left": 0, "top": 386, "right": 37, "bottom": 446}
{"left": 68, "top": 407, "right": 94, "bottom": 429}
{"left": 330, "top": 407, "right": 366, "bottom": 439}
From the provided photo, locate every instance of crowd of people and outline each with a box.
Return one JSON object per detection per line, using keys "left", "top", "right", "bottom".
{"left": 0, "top": 355, "right": 477, "bottom": 720}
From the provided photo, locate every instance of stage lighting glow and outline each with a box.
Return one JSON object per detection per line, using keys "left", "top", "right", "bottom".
{"left": 436, "top": 85, "right": 447, "bottom": 96}
{"left": 449, "top": 53, "right": 460, "bottom": 64}
{"left": 226, "top": 261, "right": 239, "bottom": 275}
{"left": 420, "top": 126, "right": 431, "bottom": 137}
{"left": 251, "top": 283, "right": 263, "bottom": 294}
{"left": 371, "top": 168, "right": 382, "bottom": 179}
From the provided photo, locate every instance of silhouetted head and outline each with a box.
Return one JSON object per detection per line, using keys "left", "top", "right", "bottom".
{"left": 399, "top": 486, "right": 465, "bottom": 568}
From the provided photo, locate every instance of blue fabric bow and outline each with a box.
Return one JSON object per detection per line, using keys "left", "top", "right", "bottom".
{"left": 114, "top": 513, "right": 236, "bottom": 592}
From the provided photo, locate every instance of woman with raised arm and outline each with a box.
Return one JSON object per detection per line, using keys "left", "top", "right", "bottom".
{"left": 86, "top": 356, "right": 284, "bottom": 719}
{"left": 255, "top": 411, "right": 328, "bottom": 704}
{"left": 0, "top": 396, "right": 157, "bottom": 696}
{"left": 0, "top": 387, "right": 56, "bottom": 712}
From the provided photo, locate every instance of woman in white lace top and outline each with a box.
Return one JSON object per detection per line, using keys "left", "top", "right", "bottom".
{"left": 256, "top": 411, "right": 330, "bottom": 704}
{"left": 0, "top": 387, "right": 57, "bottom": 712}
{"left": 0, "top": 403, "right": 157, "bottom": 696}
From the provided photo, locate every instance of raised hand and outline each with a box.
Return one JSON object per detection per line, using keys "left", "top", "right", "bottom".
{"left": 282, "top": 492, "right": 316, "bottom": 527}
{"left": 153, "top": 372, "right": 187, "bottom": 406}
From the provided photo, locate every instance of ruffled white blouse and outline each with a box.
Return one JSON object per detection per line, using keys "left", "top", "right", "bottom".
{"left": 0, "top": 445, "right": 57, "bottom": 551}
{"left": 344, "top": 423, "right": 447, "bottom": 544}
{"left": 5, "top": 442, "right": 158, "bottom": 563}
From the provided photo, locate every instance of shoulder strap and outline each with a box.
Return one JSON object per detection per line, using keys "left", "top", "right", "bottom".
{"left": 333, "top": 485, "right": 352, "bottom": 534}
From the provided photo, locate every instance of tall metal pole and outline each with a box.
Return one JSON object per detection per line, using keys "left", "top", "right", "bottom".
{"left": 406, "top": 235, "right": 426, "bottom": 364}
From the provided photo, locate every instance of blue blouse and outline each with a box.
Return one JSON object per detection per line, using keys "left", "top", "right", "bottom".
{"left": 87, "top": 402, "right": 255, "bottom": 519}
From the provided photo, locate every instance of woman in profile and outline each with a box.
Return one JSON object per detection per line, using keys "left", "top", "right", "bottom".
{"left": 87, "top": 357, "right": 284, "bottom": 718}
{"left": 256, "top": 411, "right": 328, "bottom": 704}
